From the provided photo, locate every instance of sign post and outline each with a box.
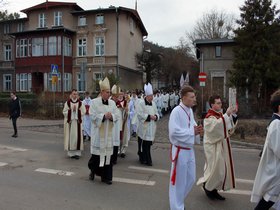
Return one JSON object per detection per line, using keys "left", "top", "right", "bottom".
{"left": 198, "top": 72, "right": 207, "bottom": 113}
{"left": 51, "top": 64, "right": 59, "bottom": 118}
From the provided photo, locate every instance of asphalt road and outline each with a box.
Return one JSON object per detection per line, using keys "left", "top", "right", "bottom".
{"left": 0, "top": 117, "right": 262, "bottom": 210}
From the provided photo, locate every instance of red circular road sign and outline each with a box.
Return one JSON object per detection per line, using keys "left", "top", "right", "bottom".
{"left": 198, "top": 72, "right": 207, "bottom": 82}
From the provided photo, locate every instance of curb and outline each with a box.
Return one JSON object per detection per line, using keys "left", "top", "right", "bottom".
{"left": 231, "top": 140, "right": 263, "bottom": 150}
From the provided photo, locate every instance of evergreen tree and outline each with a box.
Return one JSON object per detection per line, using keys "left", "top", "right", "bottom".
{"left": 231, "top": 0, "right": 280, "bottom": 113}
{"left": 0, "top": 10, "right": 20, "bottom": 21}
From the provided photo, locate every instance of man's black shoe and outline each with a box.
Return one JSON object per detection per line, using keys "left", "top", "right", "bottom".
{"left": 12, "top": 134, "right": 18, "bottom": 138}
{"left": 102, "top": 179, "right": 112, "bottom": 185}
{"left": 146, "top": 162, "right": 153, "bottom": 166}
{"left": 203, "top": 183, "right": 216, "bottom": 200}
{"left": 213, "top": 190, "right": 226, "bottom": 200}
{"left": 120, "top": 153, "right": 126, "bottom": 158}
{"left": 89, "top": 172, "right": 95, "bottom": 181}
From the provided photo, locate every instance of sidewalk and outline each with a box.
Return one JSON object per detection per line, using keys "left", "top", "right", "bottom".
{"left": 0, "top": 117, "right": 63, "bottom": 130}
{"left": 0, "top": 116, "right": 263, "bottom": 149}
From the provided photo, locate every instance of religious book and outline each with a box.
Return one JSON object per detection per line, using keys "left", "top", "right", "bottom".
{"left": 229, "top": 88, "right": 237, "bottom": 109}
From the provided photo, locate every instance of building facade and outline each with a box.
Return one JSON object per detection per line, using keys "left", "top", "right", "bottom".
{"left": 195, "top": 38, "right": 235, "bottom": 109}
{"left": 0, "top": 1, "right": 147, "bottom": 94}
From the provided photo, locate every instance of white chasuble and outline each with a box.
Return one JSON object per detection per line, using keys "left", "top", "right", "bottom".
{"left": 90, "top": 97, "right": 119, "bottom": 167}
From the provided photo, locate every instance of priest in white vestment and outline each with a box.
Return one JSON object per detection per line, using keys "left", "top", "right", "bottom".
{"left": 88, "top": 77, "right": 119, "bottom": 185}
{"left": 110, "top": 84, "right": 121, "bottom": 165}
{"left": 63, "top": 89, "right": 86, "bottom": 159}
{"left": 82, "top": 91, "right": 92, "bottom": 141}
{"left": 197, "top": 95, "right": 238, "bottom": 200}
{"left": 137, "top": 83, "right": 159, "bottom": 166}
{"left": 251, "top": 89, "right": 280, "bottom": 210}
{"left": 169, "top": 85, "right": 202, "bottom": 210}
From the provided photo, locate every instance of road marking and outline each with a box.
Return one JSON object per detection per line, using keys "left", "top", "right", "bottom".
{"left": 113, "top": 177, "right": 156, "bottom": 186}
{"left": 0, "top": 162, "right": 8, "bottom": 167}
{"left": 0, "top": 145, "right": 27, "bottom": 152}
{"left": 221, "top": 189, "right": 251, "bottom": 196}
{"left": 236, "top": 178, "right": 254, "bottom": 184}
{"left": 35, "top": 168, "right": 75, "bottom": 176}
{"left": 128, "top": 166, "right": 169, "bottom": 174}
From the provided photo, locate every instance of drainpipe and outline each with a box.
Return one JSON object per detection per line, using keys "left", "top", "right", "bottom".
{"left": 116, "top": 7, "right": 119, "bottom": 78}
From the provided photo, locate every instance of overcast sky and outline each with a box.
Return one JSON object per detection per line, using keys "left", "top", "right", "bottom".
{"left": 3, "top": 0, "right": 279, "bottom": 47}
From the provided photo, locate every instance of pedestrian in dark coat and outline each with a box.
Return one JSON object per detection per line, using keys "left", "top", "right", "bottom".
{"left": 9, "top": 92, "right": 21, "bottom": 138}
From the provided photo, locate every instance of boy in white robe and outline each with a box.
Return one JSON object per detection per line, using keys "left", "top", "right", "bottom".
{"left": 169, "top": 85, "right": 203, "bottom": 210}
{"left": 82, "top": 91, "right": 92, "bottom": 141}
{"left": 129, "top": 90, "right": 138, "bottom": 137}
{"left": 197, "top": 95, "right": 238, "bottom": 200}
{"left": 251, "top": 89, "right": 280, "bottom": 210}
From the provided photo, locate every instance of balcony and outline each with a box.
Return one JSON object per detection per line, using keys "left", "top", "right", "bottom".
{"left": 0, "top": 61, "right": 14, "bottom": 69}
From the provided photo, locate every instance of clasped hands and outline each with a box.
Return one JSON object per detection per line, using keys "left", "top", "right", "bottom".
{"left": 104, "top": 112, "right": 113, "bottom": 120}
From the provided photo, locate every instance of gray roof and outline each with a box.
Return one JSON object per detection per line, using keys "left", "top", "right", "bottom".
{"left": 194, "top": 38, "right": 235, "bottom": 46}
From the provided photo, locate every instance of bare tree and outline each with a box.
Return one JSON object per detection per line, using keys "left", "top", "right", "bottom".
{"left": 187, "top": 9, "right": 236, "bottom": 43}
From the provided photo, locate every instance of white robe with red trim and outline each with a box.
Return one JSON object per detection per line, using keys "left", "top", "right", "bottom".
{"left": 197, "top": 110, "right": 237, "bottom": 191}
{"left": 63, "top": 99, "right": 86, "bottom": 155}
{"left": 168, "top": 102, "right": 200, "bottom": 210}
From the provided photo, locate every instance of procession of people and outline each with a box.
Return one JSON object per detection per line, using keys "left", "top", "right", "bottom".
{"left": 8, "top": 77, "right": 279, "bottom": 209}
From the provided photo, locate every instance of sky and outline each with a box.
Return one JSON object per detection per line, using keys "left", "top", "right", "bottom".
{"left": 3, "top": 0, "right": 279, "bottom": 47}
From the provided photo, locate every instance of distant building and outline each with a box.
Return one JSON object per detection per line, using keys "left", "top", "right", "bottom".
{"left": 0, "top": 1, "right": 147, "bottom": 94}
{"left": 194, "top": 38, "right": 235, "bottom": 108}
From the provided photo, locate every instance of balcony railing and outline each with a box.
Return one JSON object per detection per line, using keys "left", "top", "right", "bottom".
{"left": 0, "top": 61, "right": 14, "bottom": 68}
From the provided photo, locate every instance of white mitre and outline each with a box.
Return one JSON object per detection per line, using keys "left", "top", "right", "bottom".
{"left": 111, "top": 84, "right": 121, "bottom": 95}
{"left": 144, "top": 83, "right": 153, "bottom": 96}
{"left": 99, "top": 77, "right": 110, "bottom": 91}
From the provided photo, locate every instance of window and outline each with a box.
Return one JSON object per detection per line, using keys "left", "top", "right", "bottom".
{"left": 17, "top": 22, "right": 24, "bottom": 32}
{"left": 63, "top": 37, "right": 72, "bottom": 56}
{"left": 79, "top": 16, "right": 86, "bottom": 26}
{"left": 48, "top": 36, "right": 57, "bottom": 55}
{"left": 4, "top": 24, "right": 10, "bottom": 34}
{"left": 57, "top": 36, "right": 61, "bottom": 55}
{"left": 32, "top": 38, "right": 44, "bottom": 56}
{"left": 16, "top": 39, "right": 28, "bottom": 57}
{"left": 4, "top": 45, "right": 12, "bottom": 61}
{"left": 63, "top": 73, "right": 72, "bottom": 91}
{"left": 39, "top": 13, "right": 47, "bottom": 28}
{"left": 77, "top": 38, "right": 87, "bottom": 57}
{"left": 129, "top": 17, "right": 134, "bottom": 34}
{"left": 95, "top": 14, "right": 104, "bottom": 25}
{"left": 77, "top": 72, "right": 86, "bottom": 92}
{"left": 3, "top": 74, "right": 12, "bottom": 92}
{"left": 16, "top": 73, "right": 31, "bottom": 92}
{"left": 54, "top": 11, "right": 62, "bottom": 26}
{"left": 95, "top": 37, "right": 104, "bottom": 56}
{"left": 215, "top": 46, "right": 221, "bottom": 57}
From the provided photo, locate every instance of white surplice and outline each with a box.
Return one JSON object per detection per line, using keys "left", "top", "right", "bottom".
{"left": 82, "top": 97, "right": 92, "bottom": 137}
{"left": 197, "top": 110, "right": 236, "bottom": 191}
{"left": 137, "top": 99, "right": 159, "bottom": 142}
{"left": 251, "top": 118, "right": 280, "bottom": 204}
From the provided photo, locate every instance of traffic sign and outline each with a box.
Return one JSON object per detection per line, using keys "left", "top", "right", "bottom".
{"left": 198, "top": 72, "right": 207, "bottom": 82}
{"left": 200, "top": 82, "right": 205, "bottom": 87}
{"left": 51, "top": 64, "right": 58, "bottom": 76}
